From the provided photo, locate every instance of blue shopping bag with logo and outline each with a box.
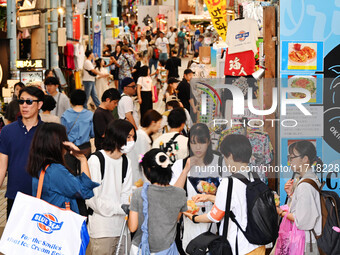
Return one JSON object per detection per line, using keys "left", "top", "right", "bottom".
{"left": 0, "top": 168, "right": 89, "bottom": 255}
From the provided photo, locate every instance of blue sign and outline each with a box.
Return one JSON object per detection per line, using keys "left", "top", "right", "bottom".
{"left": 280, "top": 0, "right": 340, "bottom": 200}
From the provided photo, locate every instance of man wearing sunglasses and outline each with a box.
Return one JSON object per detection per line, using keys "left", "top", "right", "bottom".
{"left": 0, "top": 86, "right": 44, "bottom": 218}
{"left": 118, "top": 77, "right": 138, "bottom": 130}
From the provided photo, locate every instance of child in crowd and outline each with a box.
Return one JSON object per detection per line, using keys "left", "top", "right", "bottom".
{"left": 137, "top": 66, "right": 155, "bottom": 123}
{"left": 128, "top": 148, "right": 187, "bottom": 254}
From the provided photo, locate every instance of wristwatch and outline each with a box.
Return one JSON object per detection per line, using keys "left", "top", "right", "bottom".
{"left": 192, "top": 215, "right": 199, "bottom": 224}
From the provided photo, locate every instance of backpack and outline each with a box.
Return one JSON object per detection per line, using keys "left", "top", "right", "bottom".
{"left": 159, "top": 133, "right": 181, "bottom": 165}
{"left": 87, "top": 151, "right": 128, "bottom": 216}
{"left": 230, "top": 172, "right": 279, "bottom": 245}
{"left": 298, "top": 179, "right": 340, "bottom": 255}
{"left": 153, "top": 46, "right": 160, "bottom": 60}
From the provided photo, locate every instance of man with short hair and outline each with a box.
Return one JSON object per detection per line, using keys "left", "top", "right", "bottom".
{"left": 152, "top": 108, "right": 188, "bottom": 161}
{"left": 168, "top": 27, "right": 177, "bottom": 53}
{"left": 165, "top": 49, "right": 182, "bottom": 78}
{"left": 111, "top": 46, "right": 136, "bottom": 93}
{"left": 45, "top": 77, "right": 70, "bottom": 117}
{"left": 118, "top": 77, "right": 139, "bottom": 130}
{"left": 83, "top": 50, "right": 109, "bottom": 108}
{"left": 177, "top": 69, "right": 198, "bottom": 122}
{"left": 93, "top": 88, "right": 121, "bottom": 151}
{"left": 155, "top": 32, "right": 170, "bottom": 61}
{"left": 0, "top": 86, "right": 44, "bottom": 218}
{"left": 194, "top": 35, "right": 204, "bottom": 53}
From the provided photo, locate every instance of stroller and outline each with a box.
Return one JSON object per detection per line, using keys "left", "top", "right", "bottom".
{"left": 116, "top": 204, "right": 130, "bottom": 255}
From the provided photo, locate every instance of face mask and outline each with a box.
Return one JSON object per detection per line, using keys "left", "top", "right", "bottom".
{"left": 120, "top": 140, "right": 135, "bottom": 154}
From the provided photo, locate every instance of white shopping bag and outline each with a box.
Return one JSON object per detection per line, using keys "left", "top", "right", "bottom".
{"left": 0, "top": 192, "right": 89, "bottom": 255}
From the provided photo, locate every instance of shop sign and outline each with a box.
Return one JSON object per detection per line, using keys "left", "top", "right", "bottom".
{"left": 204, "top": 0, "right": 227, "bottom": 41}
{"left": 16, "top": 59, "right": 45, "bottom": 69}
{"left": 279, "top": 0, "right": 340, "bottom": 200}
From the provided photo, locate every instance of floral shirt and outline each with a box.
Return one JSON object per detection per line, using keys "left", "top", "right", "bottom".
{"left": 117, "top": 53, "right": 136, "bottom": 80}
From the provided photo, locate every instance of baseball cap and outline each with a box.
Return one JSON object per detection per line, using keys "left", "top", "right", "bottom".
{"left": 184, "top": 69, "right": 194, "bottom": 75}
{"left": 121, "top": 77, "right": 135, "bottom": 89}
{"left": 166, "top": 95, "right": 180, "bottom": 104}
{"left": 168, "top": 77, "right": 180, "bottom": 84}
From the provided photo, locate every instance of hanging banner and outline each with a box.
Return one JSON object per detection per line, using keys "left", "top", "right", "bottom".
{"left": 204, "top": 0, "right": 228, "bottom": 41}
{"left": 279, "top": 0, "right": 340, "bottom": 202}
{"left": 93, "top": 22, "right": 101, "bottom": 58}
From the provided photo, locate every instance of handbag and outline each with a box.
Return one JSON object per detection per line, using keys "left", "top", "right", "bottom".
{"left": 275, "top": 212, "right": 305, "bottom": 255}
{"left": 186, "top": 178, "right": 233, "bottom": 255}
{"left": 0, "top": 165, "right": 90, "bottom": 255}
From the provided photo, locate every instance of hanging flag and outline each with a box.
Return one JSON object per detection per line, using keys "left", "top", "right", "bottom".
{"left": 204, "top": 0, "right": 228, "bottom": 41}
{"left": 93, "top": 22, "right": 101, "bottom": 58}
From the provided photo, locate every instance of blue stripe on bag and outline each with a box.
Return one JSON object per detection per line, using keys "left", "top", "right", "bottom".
{"left": 79, "top": 221, "right": 90, "bottom": 255}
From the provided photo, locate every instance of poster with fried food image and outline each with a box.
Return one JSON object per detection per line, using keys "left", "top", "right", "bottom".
{"left": 288, "top": 43, "right": 317, "bottom": 69}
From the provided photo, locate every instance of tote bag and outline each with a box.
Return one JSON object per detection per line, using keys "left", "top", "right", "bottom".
{"left": 0, "top": 166, "right": 89, "bottom": 255}
{"left": 275, "top": 214, "right": 305, "bottom": 255}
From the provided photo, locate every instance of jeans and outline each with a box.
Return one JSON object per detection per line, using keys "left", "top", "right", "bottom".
{"left": 149, "top": 58, "right": 158, "bottom": 73}
{"left": 159, "top": 53, "right": 168, "bottom": 61}
{"left": 177, "top": 43, "right": 185, "bottom": 57}
{"left": 83, "top": 80, "right": 101, "bottom": 108}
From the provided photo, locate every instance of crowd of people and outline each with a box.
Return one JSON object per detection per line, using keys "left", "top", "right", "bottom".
{"left": 0, "top": 22, "right": 327, "bottom": 255}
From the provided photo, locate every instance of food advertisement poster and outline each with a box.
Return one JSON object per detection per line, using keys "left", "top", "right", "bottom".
{"left": 280, "top": 74, "right": 323, "bottom": 104}
{"left": 281, "top": 41, "right": 323, "bottom": 71}
{"left": 280, "top": 0, "right": 340, "bottom": 202}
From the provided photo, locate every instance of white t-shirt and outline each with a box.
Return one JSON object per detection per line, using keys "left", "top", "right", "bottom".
{"left": 118, "top": 94, "right": 134, "bottom": 119}
{"left": 170, "top": 154, "right": 229, "bottom": 249}
{"left": 207, "top": 171, "right": 261, "bottom": 254}
{"left": 155, "top": 37, "right": 169, "bottom": 54}
{"left": 138, "top": 39, "right": 149, "bottom": 52}
{"left": 127, "top": 129, "right": 152, "bottom": 183}
{"left": 226, "top": 18, "right": 260, "bottom": 56}
{"left": 137, "top": 76, "right": 153, "bottom": 91}
{"left": 83, "top": 59, "right": 96, "bottom": 82}
{"left": 86, "top": 150, "right": 132, "bottom": 238}
{"left": 169, "top": 32, "right": 177, "bottom": 45}
{"left": 51, "top": 92, "right": 71, "bottom": 118}
{"left": 152, "top": 132, "right": 188, "bottom": 161}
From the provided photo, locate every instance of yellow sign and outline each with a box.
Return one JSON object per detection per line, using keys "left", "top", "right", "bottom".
{"left": 111, "top": 17, "right": 120, "bottom": 26}
{"left": 204, "top": 0, "right": 228, "bottom": 41}
{"left": 16, "top": 59, "right": 44, "bottom": 69}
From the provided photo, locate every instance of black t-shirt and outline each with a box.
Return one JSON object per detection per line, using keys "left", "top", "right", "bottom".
{"left": 132, "top": 61, "right": 142, "bottom": 82}
{"left": 93, "top": 107, "right": 115, "bottom": 150}
{"left": 177, "top": 79, "right": 196, "bottom": 113}
{"left": 165, "top": 57, "right": 181, "bottom": 78}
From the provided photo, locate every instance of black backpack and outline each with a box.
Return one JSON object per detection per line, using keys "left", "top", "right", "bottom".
{"left": 230, "top": 172, "right": 279, "bottom": 245}
{"left": 87, "top": 151, "right": 128, "bottom": 216}
{"left": 299, "top": 179, "right": 340, "bottom": 255}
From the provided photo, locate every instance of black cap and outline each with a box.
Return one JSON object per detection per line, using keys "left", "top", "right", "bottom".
{"left": 184, "top": 69, "right": 194, "bottom": 75}
{"left": 168, "top": 77, "right": 180, "bottom": 84}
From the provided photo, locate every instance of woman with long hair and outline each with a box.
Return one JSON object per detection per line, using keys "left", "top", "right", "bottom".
{"left": 27, "top": 122, "right": 98, "bottom": 213}
{"left": 127, "top": 109, "right": 162, "bottom": 184}
{"left": 95, "top": 58, "right": 112, "bottom": 100}
{"left": 276, "top": 140, "right": 323, "bottom": 254}
{"left": 171, "top": 123, "right": 227, "bottom": 251}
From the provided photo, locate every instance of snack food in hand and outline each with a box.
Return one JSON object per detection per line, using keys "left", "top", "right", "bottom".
{"left": 187, "top": 200, "right": 200, "bottom": 215}
{"left": 197, "top": 181, "right": 217, "bottom": 195}
{"left": 134, "top": 179, "right": 144, "bottom": 188}
{"left": 274, "top": 193, "right": 280, "bottom": 207}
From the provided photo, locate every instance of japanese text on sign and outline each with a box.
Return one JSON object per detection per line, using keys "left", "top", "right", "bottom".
{"left": 204, "top": 0, "right": 228, "bottom": 41}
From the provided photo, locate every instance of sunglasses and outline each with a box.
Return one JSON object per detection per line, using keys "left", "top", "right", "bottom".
{"left": 18, "top": 99, "right": 39, "bottom": 105}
